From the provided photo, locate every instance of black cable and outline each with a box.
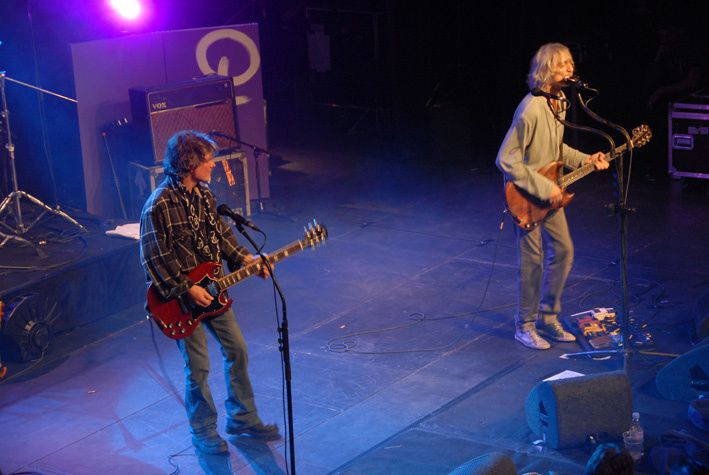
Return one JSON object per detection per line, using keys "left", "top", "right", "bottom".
{"left": 326, "top": 302, "right": 517, "bottom": 355}
{"left": 147, "top": 319, "right": 194, "bottom": 474}
{"left": 475, "top": 208, "right": 508, "bottom": 311}
{"left": 166, "top": 447, "right": 195, "bottom": 475}
{"left": 25, "top": 1, "right": 58, "bottom": 205}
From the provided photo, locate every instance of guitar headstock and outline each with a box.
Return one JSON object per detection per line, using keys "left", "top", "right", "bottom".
{"left": 631, "top": 124, "right": 652, "bottom": 149}
{"left": 302, "top": 220, "right": 328, "bottom": 249}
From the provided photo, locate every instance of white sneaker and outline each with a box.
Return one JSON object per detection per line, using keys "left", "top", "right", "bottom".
{"left": 515, "top": 327, "right": 551, "bottom": 350}
{"left": 537, "top": 321, "right": 576, "bottom": 342}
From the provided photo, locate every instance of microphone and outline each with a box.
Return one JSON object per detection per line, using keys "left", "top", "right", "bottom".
{"left": 217, "top": 204, "right": 261, "bottom": 232}
{"left": 563, "top": 76, "right": 591, "bottom": 89}
{"left": 100, "top": 117, "right": 129, "bottom": 133}
{"left": 530, "top": 88, "right": 562, "bottom": 101}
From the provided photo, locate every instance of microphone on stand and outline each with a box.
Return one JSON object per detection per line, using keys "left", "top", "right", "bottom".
{"left": 563, "top": 76, "right": 592, "bottom": 90}
{"left": 531, "top": 88, "right": 563, "bottom": 101}
{"left": 217, "top": 204, "right": 262, "bottom": 232}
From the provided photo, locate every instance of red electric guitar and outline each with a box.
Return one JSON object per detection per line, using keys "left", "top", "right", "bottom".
{"left": 505, "top": 124, "right": 652, "bottom": 230}
{"left": 147, "top": 222, "right": 328, "bottom": 339}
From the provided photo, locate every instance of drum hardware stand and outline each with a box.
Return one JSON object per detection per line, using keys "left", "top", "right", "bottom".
{"left": 0, "top": 72, "right": 85, "bottom": 248}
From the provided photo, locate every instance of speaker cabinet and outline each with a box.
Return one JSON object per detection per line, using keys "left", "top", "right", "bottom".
{"left": 525, "top": 372, "right": 632, "bottom": 449}
{"left": 129, "top": 75, "right": 239, "bottom": 164}
{"left": 0, "top": 294, "right": 56, "bottom": 363}
{"left": 128, "top": 152, "right": 250, "bottom": 219}
{"left": 656, "top": 344, "right": 709, "bottom": 402}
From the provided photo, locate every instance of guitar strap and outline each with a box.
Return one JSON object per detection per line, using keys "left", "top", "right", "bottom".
{"left": 555, "top": 98, "right": 566, "bottom": 180}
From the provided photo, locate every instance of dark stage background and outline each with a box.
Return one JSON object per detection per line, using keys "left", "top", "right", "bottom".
{"left": 0, "top": 0, "right": 707, "bottom": 215}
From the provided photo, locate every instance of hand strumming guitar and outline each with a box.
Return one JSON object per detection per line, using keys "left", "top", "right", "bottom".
{"left": 187, "top": 254, "right": 271, "bottom": 308}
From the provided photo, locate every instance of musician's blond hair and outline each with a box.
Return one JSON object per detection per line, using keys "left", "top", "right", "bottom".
{"left": 527, "top": 43, "right": 573, "bottom": 90}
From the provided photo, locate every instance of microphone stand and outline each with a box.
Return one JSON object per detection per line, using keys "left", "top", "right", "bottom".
{"left": 231, "top": 222, "right": 296, "bottom": 474}
{"left": 0, "top": 72, "right": 86, "bottom": 247}
{"left": 572, "top": 87, "right": 633, "bottom": 372}
{"left": 547, "top": 92, "right": 628, "bottom": 362}
{"left": 553, "top": 86, "right": 651, "bottom": 373}
{"left": 211, "top": 131, "right": 295, "bottom": 222}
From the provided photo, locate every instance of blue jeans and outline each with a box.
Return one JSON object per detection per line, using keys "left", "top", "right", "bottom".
{"left": 514, "top": 208, "right": 574, "bottom": 329}
{"left": 176, "top": 308, "right": 261, "bottom": 435}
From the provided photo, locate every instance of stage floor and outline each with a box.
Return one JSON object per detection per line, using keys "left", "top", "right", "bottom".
{"left": 1, "top": 134, "right": 708, "bottom": 474}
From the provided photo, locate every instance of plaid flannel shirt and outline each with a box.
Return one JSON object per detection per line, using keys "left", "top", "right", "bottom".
{"left": 139, "top": 176, "right": 250, "bottom": 304}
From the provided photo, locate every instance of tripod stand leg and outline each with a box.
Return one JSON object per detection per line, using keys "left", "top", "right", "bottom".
{"left": 0, "top": 190, "right": 87, "bottom": 234}
{"left": 0, "top": 229, "right": 34, "bottom": 249}
{"left": 19, "top": 191, "right": 87, "bottom": 231}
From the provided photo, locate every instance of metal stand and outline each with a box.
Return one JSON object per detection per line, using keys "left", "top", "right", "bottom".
{"left": 553, "top": 85, "right": 660, "bottom": 369}
{"left": 209, "top": 131, "right": 295, "bottom": 221}
{"left": 230, "top": 222, "right": 297, "bottom": 475}
{"left": 0, "top": 72, "right": 85, "bottom": 245}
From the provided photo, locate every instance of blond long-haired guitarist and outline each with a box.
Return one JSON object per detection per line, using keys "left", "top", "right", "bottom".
{"left": 495, "top": 43, "right": 609, "bottom": 350}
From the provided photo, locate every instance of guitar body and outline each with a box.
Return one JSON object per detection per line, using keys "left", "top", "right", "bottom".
{"left": 505, "top": 161, "right": 575, "bottom": 230}
{"left": 147, "top": 261, "right": 233, "bottom": 339}
{"left": 503, "top": 125, "right": 652, "bottom": 231}
{"left": 145, "top": 222, "right": 329, "bottom": 340}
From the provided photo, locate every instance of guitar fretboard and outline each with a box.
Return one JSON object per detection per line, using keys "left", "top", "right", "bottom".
{"left": 216, "top": 240, "right": 307, "bottom": 290}
{"left": 559, "top": 143, "right": 629, "bottom": 189}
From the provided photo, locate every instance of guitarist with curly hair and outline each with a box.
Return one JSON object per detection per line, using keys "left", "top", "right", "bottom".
{"left": 140, "top": 130, "right": 280, "bottom": 454}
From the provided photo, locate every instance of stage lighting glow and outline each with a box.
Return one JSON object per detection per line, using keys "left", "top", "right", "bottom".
{"left": 109, "top": 0, "right": 142, "bottom": 20}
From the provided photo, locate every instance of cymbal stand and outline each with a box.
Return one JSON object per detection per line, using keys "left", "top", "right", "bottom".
{"left": 0, "top": 72, "right": 85, "bottom": 246}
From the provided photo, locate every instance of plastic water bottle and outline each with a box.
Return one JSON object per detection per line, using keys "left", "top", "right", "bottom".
{"left": 624, "top": 412, "right": 644, "bottom": 462}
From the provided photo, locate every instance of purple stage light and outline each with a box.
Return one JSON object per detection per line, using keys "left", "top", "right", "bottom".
{"left": 109, "top": 0, "right": 142, "bottom": 20}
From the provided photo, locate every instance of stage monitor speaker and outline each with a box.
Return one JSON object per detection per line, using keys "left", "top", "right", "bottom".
{"left": 129, "top": 75, "right": 239, "bottom": 164}
{"left": 0, "top": 294, "right": 56, "bottom": 363}
{"left": 525, "top": 371, "right": 632, "bottom": 449}
{"left": 656, "top": 344, "right": 709, "bottom": 402}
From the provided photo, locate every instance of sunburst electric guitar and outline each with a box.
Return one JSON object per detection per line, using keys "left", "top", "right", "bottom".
{"left": 147, "top": 222, "right": 328, "bottom": 339}
{"left": 505, "top": 124, "right": 652, "bottom": 230}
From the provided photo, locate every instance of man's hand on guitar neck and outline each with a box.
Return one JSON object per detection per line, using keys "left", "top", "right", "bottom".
{"left": 585, "top": 152, "right": 609, "bottom": 170}
{"left": 549, "top": 184, "right": 563, "bottom": 206}
{"left": 243, "top": 254, "right": 272, "bottom": 279}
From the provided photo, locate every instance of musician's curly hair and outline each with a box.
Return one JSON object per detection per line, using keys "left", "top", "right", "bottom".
{"left": 163, "top": 130, "right": 218, "bottom": 179}
{"left": 527, "top": 42, "right": 573, "bottom": 90}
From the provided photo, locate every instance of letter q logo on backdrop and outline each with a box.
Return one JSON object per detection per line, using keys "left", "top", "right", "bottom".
{"left": 195, "top": 29, "right": 261, "bottom": 106}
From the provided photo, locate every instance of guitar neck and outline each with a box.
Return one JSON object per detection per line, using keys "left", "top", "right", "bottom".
{"left": 217, "top": 240, "right": 308, "bottom": 290}
{"left": 559, "top": 143, "right": 628, "bottom": 188}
